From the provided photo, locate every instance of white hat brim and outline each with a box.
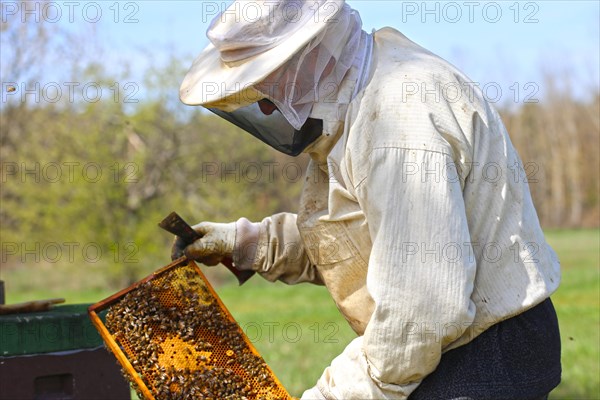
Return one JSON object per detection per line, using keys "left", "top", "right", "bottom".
{"left": 179, "top": 0, "right": 345, "bottom": 106}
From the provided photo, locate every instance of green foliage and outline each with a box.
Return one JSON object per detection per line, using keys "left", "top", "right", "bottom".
{"left": 0, "top": 62, "right": 306, "bottom": 288}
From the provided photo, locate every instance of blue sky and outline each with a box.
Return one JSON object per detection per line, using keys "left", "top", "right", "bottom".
{"left": 3, "top": 1, "right": 599, "bottom": 104}
{"left": 95, "top": 0, "right": 599, "bottom": 102}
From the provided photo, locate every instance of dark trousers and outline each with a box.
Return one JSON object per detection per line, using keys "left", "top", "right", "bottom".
{"left": 448, "top": 397, "right": 547, "bottom": 400}
{"left": 409, "top": 298, "right": 561, "bottom": 400}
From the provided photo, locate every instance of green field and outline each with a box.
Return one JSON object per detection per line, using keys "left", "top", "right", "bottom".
{"left": 2, "top": 229, "right": 598, "bottom": 399}
{"left": 543, "top": 230, "right": 600, "bottom": 399}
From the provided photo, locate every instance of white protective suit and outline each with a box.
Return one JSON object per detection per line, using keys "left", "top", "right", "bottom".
{"left": 232, "top": 27, "right": 561, "bottom": 399}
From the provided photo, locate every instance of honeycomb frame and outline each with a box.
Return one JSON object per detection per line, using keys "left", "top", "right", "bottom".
{"left": 88, "top": 257, "right": 291, "bottom": 399}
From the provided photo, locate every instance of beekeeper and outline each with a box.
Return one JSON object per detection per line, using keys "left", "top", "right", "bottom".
{"left": 174, "top": 1, "right": 562, "bottom": 398}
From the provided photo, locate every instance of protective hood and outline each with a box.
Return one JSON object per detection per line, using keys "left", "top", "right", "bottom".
{"left": 208, "top": 104, "right": 323, "bottom": 157}
{"left": 253, "top": 3, "right": 364, "bottom": 130}
{"left": 202, "top": 3, "right": 372, "bottom": 157}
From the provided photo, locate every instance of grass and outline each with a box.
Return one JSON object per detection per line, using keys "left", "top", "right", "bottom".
{"left": 1, "top": 229, "right": 598, "bottom": 399}
{"left": 545, "top": 229, "right": 600, "bottom": 400}
{"left": 217, "top": 279, "right": 356, "bottom": 397}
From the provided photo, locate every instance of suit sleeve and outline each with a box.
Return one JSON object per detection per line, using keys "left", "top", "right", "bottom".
{"left": 234, "top": 212, "right": 324, "bottom": 285}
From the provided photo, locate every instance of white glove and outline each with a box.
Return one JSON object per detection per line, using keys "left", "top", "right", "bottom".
{"left": 171, "top": 221, "right": 236, "bottom": 266}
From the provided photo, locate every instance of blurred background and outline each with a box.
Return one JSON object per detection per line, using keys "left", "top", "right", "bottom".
{"left": 1, "top": 1, "right": 598, "bottom": 398}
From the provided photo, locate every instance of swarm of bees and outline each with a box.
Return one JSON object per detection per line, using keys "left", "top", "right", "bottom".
{"left": 104, "top": 264, "right": 286, "bottom": 400}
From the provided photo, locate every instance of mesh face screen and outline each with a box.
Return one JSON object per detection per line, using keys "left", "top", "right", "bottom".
{"left": 89, "top": 259, "right": 290, "bottom": 400}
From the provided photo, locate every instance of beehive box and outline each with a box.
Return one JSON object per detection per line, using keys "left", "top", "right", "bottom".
{"left": 88, "top": 258, "right": 291, "bottom": 400}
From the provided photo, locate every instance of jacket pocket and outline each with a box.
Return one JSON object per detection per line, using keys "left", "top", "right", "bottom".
{"left": 302, "top": 223, "right": 359, "bottom": 265}
{"left": 300, "top": 222, "right": 374, "bottom": 334}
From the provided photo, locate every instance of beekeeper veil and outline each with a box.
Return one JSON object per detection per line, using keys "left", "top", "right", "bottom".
{"left": 180, "top": 0, "right": 373, "bottom": 156}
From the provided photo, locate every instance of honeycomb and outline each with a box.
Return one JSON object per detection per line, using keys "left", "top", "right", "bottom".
{"left": 88, "top": 258, "right": 291, "bottom": 400}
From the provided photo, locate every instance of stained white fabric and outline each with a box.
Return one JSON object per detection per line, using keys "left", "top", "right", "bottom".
{"left": 254, "top": 3, "right": 365, "bottom": 129}
{"left": 233, "top": 27, "right": 560, "bottom": 398}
